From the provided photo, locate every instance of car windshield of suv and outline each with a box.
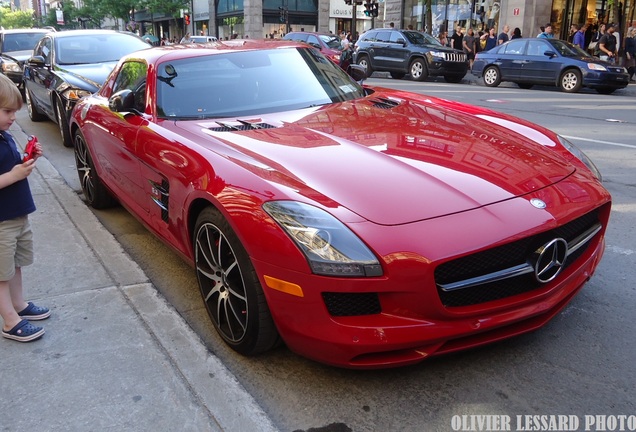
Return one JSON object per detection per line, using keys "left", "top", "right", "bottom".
{"left": 156, "top": 47, "right": 365, "bottom": 119}
{"left": 320, "top": 34, "right": 342, "bottom": 49}
{"left": 403, "top": 31, "right": 443, "bottom": 46}
{"left": 549, "top": 39, "right": 591, "bottom": 58}
{"left": 55, "top": 33, "right": 150, "bottom": 65}
{"left": 3, "top": 33, "right": 45, "bottom": 53}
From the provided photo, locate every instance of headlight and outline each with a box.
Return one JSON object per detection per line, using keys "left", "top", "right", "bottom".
{"left": 61, "top": 88, "right": 93, "bottom": 101}
{"left": 1, "top": 60, "right": 21, "bottom": 73}
{"left": 263, "top": 201, "right": 382, "bottom": 277}
{"left": 428, "top": 51, "right": 445, "bottom": 58}
{"left": 557, "top": 135, "right": 602, "bottom": 181}
{"left": 587, "top": 63, "right": 607, "bottom": 71}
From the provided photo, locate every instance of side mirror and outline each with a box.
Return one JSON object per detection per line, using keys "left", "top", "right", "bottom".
{"left": 27, "top": 56, "right": 46, "bottom": 66}
{"left": 347, "top": 64, "right": 367, "bottom": 82}
{"left": 108, "top": 89, "right": 137, "bottom": 113}
{"left": 544, "top": 50, "right": 557, "bottom": 58}
{"left": 396, "top": 38, "right": 406, "bottom": 46}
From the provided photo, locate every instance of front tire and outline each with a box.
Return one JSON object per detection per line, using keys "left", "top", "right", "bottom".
{"left": 25, "top": 89, "right": 45, "bottom": 122}
{"left": 74, "top": 129, "right": 117, "bottom": 209}
{"left": 194, "top": 207, "right": 280, "bottom": 356}
{"left": 56, "top": 97, "right": 73, "bottom": 147}
{"left": 409, "top": 58, "right": 428, "bottom": 81}
{"left": 483, "top": 66, "right": 501, "bottom": 87}
{"left": 559, "top": 69, "right": 582, "bottom": 93}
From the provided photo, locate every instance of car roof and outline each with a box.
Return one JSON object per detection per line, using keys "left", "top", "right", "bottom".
{"left": 0, "top": 28, "right": 50, "bottom": 34}
{"left": 45, "top": 29, "right": 136, "bottom": 39}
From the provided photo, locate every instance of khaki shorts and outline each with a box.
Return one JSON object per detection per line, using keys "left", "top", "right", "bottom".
{"left": 0, "top": 216, "right": 34, "bottom": 281}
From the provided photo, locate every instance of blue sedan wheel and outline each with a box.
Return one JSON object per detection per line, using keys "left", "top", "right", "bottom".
{"left": 483, "top": 66, "right": 501, "bottom": 87}
{"left": 559, "top": 69, "right": 582, "bottom": 93}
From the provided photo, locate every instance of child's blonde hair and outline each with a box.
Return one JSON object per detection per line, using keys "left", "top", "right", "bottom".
{"left": 0, "top": 73, "right": 23, "bottom": 111}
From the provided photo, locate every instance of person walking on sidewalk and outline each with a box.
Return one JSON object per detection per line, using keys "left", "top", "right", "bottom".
{"left": 0, "top": 74, "right": 49, "bottom": 342}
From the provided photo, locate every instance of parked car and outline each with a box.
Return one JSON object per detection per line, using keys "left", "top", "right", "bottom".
{"left": 0, "top": 28, "right": 49, "bottom": 96}
{"left": 70, "top": 40, "right": 610, "bottom": 369}
{"left": 184, "top": 35, "right": 218, "bottom": 43}
{"left": 472, "top": 38, "right": 630, "bottom": 94}
{"left": 23, "top": 29, "right": 150, "bottom": 147}
{"left": 283, "top": 31, "right": 344, "bottom": 67}
{"left": 353, "top": 28, "right": 468, "bottom": 82}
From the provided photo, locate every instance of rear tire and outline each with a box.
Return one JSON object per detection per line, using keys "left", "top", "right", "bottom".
{"left": 25, "top": 89, "right": 45, "bottom": 122}
{"left": 483, "top": 66, "right": 501, "bottom": 87}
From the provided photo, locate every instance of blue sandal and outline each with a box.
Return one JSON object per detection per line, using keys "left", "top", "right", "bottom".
{"left": 2, "top": 319, "right": 45, "bottom": 342}
{"left": 18, "top": 302, "right": 51, "bottom": 320}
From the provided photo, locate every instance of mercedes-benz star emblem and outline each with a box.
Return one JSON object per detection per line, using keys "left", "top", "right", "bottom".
{"left": 530, "top": 198, "right": 547, "bottom": 209}
{"left": 534, "top": 238, "right": 568, "bottom": 283}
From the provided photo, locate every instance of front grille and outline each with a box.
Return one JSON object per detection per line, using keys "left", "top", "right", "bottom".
{"left": 322, "top": 292, "right": 381, "bottom": 316}
{"left": 435, "top": 209, "right": 601, "bottom": 307}
{"left": 444, "top": 52, "right": 467, "bottom": 62}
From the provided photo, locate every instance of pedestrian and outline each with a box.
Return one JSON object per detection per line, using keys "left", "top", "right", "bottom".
{"left": 598, "top": 23, "right": 618, "bottom": 63}
{"left": 588, "top": 23, "right": 605, "bottom": 54}
{"left": 497, "top": 24, "right": 510, "bottom": 45}
{"left": 537, "top": 23, "right": 555, "bottom": 39}
{"left": 511, "top": 27, "right": 522, "bottom": 39}
{"left": 624, "top": 27, "right": 636, "bottom": 80}
{"left": 0, "top": 74, "right": 49, "bottom": 343}
{"left": 451, "top": 25, "right": 464, "bottom": 50}
{"left": 463, "top": 28, "right": 477, "bottom": 70}
{"left": 439, "top": 30, "right": 449, "bottom": 47}
{"left": 572, "top": 24, "right": 587, "bottom": 50}
{"left": 481, "top": 27, "right": 497, "bottom": 51}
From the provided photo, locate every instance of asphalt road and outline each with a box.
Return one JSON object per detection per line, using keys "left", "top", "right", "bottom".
{"left": 18, "top": 78, "right": 636, "bottom": 432}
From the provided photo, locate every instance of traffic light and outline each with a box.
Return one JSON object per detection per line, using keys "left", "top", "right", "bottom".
{"left": 364, "top": 2, "right": 372, "bottom": 16}
{"left": 278, "top": 6, "right": 287, "bottom": 23}
{"left": 184, "top": 14, "right": 190, "bottom": 25}
{"left": 371, "top": 3, "right": 379, "bottom": 17}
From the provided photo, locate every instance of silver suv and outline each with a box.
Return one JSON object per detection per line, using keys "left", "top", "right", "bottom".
{"left": 353, "top": 28, "right": 468, "bottom": 82}
{"left": 0, "top": 28, "right": 49, "bottom": 95}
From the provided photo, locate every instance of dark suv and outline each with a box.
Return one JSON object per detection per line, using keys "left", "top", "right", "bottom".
{"left": 353, "top": 28, "right": 468, "bottom": 82}
{"left": 0, "top": 29, "right": 49, "bottom": 95}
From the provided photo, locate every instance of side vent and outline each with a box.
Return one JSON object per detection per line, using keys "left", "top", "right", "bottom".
{"left": 149, "top": 178, "right": 170, "bottom": 222}
{"left": 371, "top": 97, "right": 402, "bottom": 109}
{"left": 208, "top": 120, "right": 277, "bottom": 132}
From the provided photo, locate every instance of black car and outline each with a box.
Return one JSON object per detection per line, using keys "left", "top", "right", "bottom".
{"left": 23, "top": 30, "right": 150, "bottom": 147}
{"left": 353, "top": 28, "right": 468, "bottom": 82}
{"left": 0, "top": 29, "right": 49, "bottom": 95}
{"left": 472, "top": 38, "right": 630, "bottom": 94}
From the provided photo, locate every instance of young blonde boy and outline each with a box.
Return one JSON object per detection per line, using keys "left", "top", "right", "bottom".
{"left": 0, "top": 73, "right": 49, "bottom": 342}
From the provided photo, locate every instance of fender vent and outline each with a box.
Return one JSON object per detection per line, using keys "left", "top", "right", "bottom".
{"left": 371, "top": 97, "right": 402, "bottom": 109}
{"left": 208, "top": 120, "right": 277, "bottom": 132}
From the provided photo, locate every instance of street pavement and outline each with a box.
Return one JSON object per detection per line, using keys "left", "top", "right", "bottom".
{"left": 1, "top": 126, "right": 279, "bottom": 431}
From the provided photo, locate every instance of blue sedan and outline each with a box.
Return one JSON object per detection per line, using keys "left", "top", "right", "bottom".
{"left": 472, "top": 38, "right": 629, "bottom": 94}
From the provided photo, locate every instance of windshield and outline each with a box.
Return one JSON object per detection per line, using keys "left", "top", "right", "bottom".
{"left": 550, "top": 39, "right": 591, "bottom": 58}
{"left": 403, "top": 31, "right": 443, "bottom": 46}
{"left": 3, "top": 32, "right": 46, "bottom": 53}
{"left": 156, "top": 47, "right": 365, "bottom": 120}
{"left": 320, "top": 34, "right": 342, "bottom": 49}
{"left": 55, "top": 33, "right": 150, "bottom": 65}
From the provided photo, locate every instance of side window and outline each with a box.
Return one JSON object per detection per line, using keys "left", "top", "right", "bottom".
{"left": 34, "top": 37, "right": 51, "bottom": 64}
{"left": 526, "top": 40, "right": 547, "bottom": 56}
{"left": 389, "top": 31, "right": 405, "bottom": 44}
{"left": 502, "top": 40, "right": 526, "bottom": 55}
{"left": 376, "top": 31, "right": 391, "bottom": 43}
{"left": 112, "top": 61, "right": 148, "bottom": 112}
{"left": 306, "top": 35, "right": 319, "bottom": 47}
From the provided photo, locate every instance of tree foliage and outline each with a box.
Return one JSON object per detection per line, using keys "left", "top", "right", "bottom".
{"left": 0, "top": 6, "right": 36, "bottom": 29}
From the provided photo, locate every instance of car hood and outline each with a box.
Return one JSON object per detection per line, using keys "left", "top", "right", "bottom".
{"left": 55, "top": 61, "right": 117, "bottom": 91}
{"left": 1, "top": 50, "right": 32, "bottom": 63}
{"left": 175, "top": 93, "right": 574, "bottom": 225}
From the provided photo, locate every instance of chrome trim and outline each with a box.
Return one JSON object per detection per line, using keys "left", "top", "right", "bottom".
{"left": 438, "top": 223, "right": 602, "bottom": 292}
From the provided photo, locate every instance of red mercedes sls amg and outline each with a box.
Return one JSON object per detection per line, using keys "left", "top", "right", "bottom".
{"left": 70, "top": 40, "right": 611, "bottom": 369}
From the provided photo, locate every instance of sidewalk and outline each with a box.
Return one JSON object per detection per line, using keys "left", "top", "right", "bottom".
{"left": 2, "top": 126, "right": 279, "bottom": 431}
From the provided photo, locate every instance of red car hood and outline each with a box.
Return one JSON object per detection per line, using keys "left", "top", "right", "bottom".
{"left": 175, "top": 95, "right": 574, "bottom": 225}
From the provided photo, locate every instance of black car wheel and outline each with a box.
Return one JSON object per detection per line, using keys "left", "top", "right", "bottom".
{"left": 483, "top": 66, "right": 501, "bottom": 87}
{"left": 356, "top": 55, "right": 373, "bottom": 75}
{"left": 390, "top": 72, "right": 406, "bottom": 80}
{"left": 74, "top": 129, "right": 117, "bottom": 209}
{"left": 25, "top": 89, "right": 45, "bottom": 122}
{"left": 194, "top": 207, "right": 280, "bottom": 356}
{"left": 559, "top": 69, "right": 582, "bottom": 93}
{"left": 56, "top": 97, "right": 73, "bottom": 147}
{"left": 409, "top": 58, "right": 428, "bottom": 81}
